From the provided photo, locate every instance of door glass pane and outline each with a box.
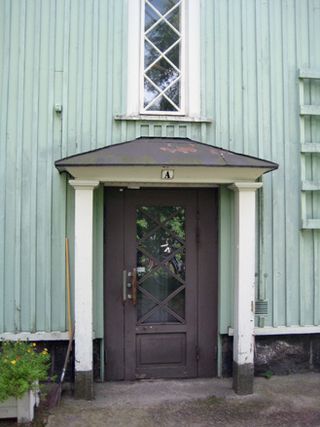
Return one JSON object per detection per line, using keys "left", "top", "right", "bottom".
{"left": 140, "top": 267, "right": 182, "bottom": 297}
{"left": 143, "top": 307, "right": 178, "bottom": 324}
{"left": 167, "top": 289, "right": 185, "bottom": 319}
{"left": 136, "top": 205, "right": 186, "bottom": 324}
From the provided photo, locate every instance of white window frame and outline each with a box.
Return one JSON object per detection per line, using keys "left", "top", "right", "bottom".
{"left": 127, "top": 0, "right": 200, "bottom": 119}
{"left": 140, "top": 0, "right": 185, "bottom": 115}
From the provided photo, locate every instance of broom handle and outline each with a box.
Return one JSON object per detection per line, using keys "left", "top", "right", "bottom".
{"left": 60, "top": 327, "right": 75, "bottom": 384}
{"left": 65, "top": 238, "right": 72, "bottom": 340}
{"left": 60, "top": 237, "right": 74, "bottom": 384}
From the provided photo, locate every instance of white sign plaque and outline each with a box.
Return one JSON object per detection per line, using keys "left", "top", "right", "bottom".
{"left": 161, "top": 169, "right": 174, "bottom": 180}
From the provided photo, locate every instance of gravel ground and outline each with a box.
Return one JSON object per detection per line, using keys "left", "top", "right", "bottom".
{"left": 1, "top": 373, "right": 320, "bottom": 426}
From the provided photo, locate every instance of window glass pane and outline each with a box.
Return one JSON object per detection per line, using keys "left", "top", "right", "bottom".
{"left": 145, "top": 3, "right": 159, "bottom": 30}
{"left": 148, "top": 0, "right": 179, "bottom": 16}
{"left": 166, "top": 7, "right": 180, "bottom": 30}
{"left": 144, "top": 41, "right": 160, "bottom": 68}
{"left": 145, "top": 58, "right": 179, "bottom": 91}
{"left": 166, "top": 43, "right": 180, "bottom": 68}
{"left": 147, "top": 21, "right": 179, "bottom": 52}
{"left": 164, "top": 81, "right": 180, "bottom": 106}
{"left": 145, "top": 95, "right": 178, "bottom": 111}
{"left": 144, "top": 80, "right": 160, "bottom": 107}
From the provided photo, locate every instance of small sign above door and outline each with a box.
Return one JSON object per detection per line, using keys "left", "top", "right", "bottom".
{"left": 161, "top": 169, "right": 174, "bottom": 180}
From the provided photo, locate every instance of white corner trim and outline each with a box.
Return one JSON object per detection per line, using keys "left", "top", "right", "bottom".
{"left": 0, "top": 332, "right": 70, "bottom": 341}
{"left": 69, "top": 179, "right": 100, "bottom": 190}
{"left": 228, "top": 326, "right": 320, "bottom": 336}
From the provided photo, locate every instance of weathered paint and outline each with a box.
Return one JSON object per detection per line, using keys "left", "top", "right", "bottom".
{"left": 0, "top": 0, "right": 320, "bottom": 337}
{"left": 70, "top": 180, "right": 99, "bottom": 381}
{"left": 230, "top": 183, "right": 262, "bottom": 393}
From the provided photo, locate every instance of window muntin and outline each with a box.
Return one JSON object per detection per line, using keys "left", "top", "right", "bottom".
{"left": 142, "top": 0, "right": 184, "bottom": 114}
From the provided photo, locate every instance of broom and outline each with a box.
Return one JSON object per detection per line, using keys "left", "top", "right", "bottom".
{"left": 47, "top": 238, "right": 73, "bottom": 409}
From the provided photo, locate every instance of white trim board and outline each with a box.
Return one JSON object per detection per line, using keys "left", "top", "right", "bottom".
{"left": 228, "top": 326, "right": 320, "bottom": 336}
{"left": 0, "top": 332, "right": 70, "bottom": 341}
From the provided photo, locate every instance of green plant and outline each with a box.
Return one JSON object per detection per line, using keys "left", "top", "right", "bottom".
{"left": 0, "top": 341, "right": 50, "bottom": 401}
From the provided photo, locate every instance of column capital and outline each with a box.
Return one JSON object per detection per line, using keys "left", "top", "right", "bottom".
{"left": 229, "top": 181, "right": 263, "bottom": 192}
{"left": 69, "top": 179, "right": 100, "bottom": 190}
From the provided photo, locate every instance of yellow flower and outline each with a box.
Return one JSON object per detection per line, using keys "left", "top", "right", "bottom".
{"left": 27, "top": 349, "right": 32, "bottom": 353}
{"left": 11, "top": 360, "right": 16, "bottom": 365}
{"left": 44, "top": 348, "right": 48, "bottom": 352}
{"left": 32, "top": 343, "right": 36, "bottom": 347}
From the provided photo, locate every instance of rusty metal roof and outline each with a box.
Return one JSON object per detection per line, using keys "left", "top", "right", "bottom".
{"left": 55, "top": 137, "right": 278, "bottom": 172}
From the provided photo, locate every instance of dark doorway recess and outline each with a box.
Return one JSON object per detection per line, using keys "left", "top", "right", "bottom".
{"left": 104, "top": 188, "right": 218, "bottom": 380}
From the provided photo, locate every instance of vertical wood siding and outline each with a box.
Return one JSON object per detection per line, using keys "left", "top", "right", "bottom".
{"left": 0, "top": 0, "right": 319, "bottom": 335}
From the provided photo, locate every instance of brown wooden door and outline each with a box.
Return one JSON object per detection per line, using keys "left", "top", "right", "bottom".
{"left": 104, "top": 188, "right": 218, "bottom": 380}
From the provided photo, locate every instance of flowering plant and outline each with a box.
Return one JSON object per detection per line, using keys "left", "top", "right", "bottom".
{"left": 0, "top": 341, "right": 50, "bottom": 401}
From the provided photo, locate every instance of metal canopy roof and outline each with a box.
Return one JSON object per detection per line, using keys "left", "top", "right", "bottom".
{"left": 55, "top": 137, "right": 278, "bottom": 173}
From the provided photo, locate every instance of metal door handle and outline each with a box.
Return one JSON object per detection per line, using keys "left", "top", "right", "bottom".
{"left": 132, "top": 268, "right": 137, "bottom": 306}
{"left": 122, "top": 270, "right": 127, "bottom": 303}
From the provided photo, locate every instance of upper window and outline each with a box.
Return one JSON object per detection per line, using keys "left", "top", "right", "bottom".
{"left": 126, "top": 0, "right": 200, "bottom": 118}
{"left": 142, "top": 0, "right": 184, "bottom": 114}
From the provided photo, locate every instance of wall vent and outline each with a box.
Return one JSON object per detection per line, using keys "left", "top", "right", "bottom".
{"left": 255, "top": 300, "right": 268, "bottom": 316}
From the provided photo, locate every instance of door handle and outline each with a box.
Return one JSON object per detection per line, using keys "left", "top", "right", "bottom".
{"left": 123, "top": 268, "right": 137, "bottom": 305}
{"left": 122, "top": 270, "right": 127, "bottom": 303}
{"left": 132, "top": 267, "right": 137, "bottom": 306}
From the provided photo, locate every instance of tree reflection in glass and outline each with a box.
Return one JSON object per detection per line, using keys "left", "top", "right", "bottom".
{"left": 136, "top": 206, "right": 186, "bottom": 323}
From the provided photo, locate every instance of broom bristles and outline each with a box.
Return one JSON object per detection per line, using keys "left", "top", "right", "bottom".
{"left": 47, "top": 383, "right": 62, "bottom": 410}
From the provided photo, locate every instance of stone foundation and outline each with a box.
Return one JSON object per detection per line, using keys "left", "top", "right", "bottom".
{"left": 221, "top": 334, "right": 320, "bottom": 377}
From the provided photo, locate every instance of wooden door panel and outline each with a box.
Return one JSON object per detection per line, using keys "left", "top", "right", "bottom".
{"left": 136, "top": 333, "right": 186, "bottom": 365}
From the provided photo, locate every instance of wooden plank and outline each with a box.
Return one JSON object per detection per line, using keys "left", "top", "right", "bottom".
{"left": 5, "top": 0, "right": 20, "bottom": 332}
{"left": 302, "top": 219, "right": 320, "bottom": 229}
{"left": 302, "top": 181, "right": 320, "bottom": 191}
{"left": 14, "top": 0, "right": 27, "bottom": 332}
{"left": 300, "top": 105, "right": 320, "bottom": 115}
{"left": 269, "top": 0, "right": 286, "bottom": 327}
{"left": 0, "top": 0, "right": 10, "bottom": 332}
{"left": 299, "top": 68, "right": 320, "bottom": 79}
{"left": 282, "top": 0, "right": 301, "bottom": 325}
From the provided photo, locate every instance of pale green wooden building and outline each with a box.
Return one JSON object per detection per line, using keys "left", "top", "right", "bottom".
{"left": 1, "top": 0, "right": 320, "bottom": 398}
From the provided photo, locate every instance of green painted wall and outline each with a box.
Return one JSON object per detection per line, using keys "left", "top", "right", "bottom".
{"left": 0, "top": 0, "right": 320, "bottom": 336}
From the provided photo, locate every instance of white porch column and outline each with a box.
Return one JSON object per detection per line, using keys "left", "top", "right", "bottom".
{"left": 69, "top": 179, "right": 99, "bottom": 399}
{"left": 229, "top": 182, "right": 262, "bottom": 395}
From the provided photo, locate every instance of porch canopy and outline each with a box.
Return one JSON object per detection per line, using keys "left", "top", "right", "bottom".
{"left": 55, "top": 137, "right": 277, "bottom": 184}
{"left": 55, "top": 137, "right": 278, "bottom": 399}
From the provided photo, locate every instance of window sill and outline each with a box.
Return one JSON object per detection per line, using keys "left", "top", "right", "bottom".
{"left": 114, "top": 115, "right": 213, "bottom": 123}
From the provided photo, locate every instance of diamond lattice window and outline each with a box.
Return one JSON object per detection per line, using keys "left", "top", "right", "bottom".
{"left": 143, "top": 0, "right": 183, "bottom": 113}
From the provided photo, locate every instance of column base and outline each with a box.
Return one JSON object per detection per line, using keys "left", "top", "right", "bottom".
{"left": 75, "top": 370, "right": 94, "bottom": 400}
{"left": 232, "top": 361, "right": 254, "bottom": 395}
